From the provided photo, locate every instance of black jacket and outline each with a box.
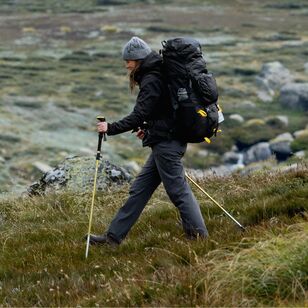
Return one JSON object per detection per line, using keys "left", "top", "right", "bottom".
{"left": 107, "top": 51, "right": 175, "bottom": 147}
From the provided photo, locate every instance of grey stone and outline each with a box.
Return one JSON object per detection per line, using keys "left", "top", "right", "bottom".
{"left": 275, "top": 115, "right": 289, "bottom": 126}
{"left": 294, "top": 151, "right": 305, "bottom": 158}
{"left": 270, "top": 132, "right": 294, "bottom": 143}
{"left": 256, "top": 61, "right": 292, "bottom": 102}
{"left": 32, "top": 162, "right": 53, "bottom": 173}
{"left": 240, "top": 160, "right": 277, "bottom": 176}
{"left": 197, "top": 150, "right": 209, "bottom": 158}
{"left": 243, "top": 142, "right": 272, "bottom": 165}
{"left": 265, "top": 115, "right": 289, "bottom": 127}
{"left": 223, "top": 151, "right": 241, "bottom": 164}
{"left": 187, "top": 165, "right": 232, "bottom": 180}
{"left": 279, "top": 83, "right": 308, "bottom": 111}
{"left": 279, "top": 163, "right": 301, "bottom": 173}
{"left": 233, "top": 100, "right": 257, "bottom": 109}
{"left": 124, "top": 161, "right": 141, "bottom": 174}
{"left": 229, "top": 114, "right": 244, "bottom": 123}
{"left": 257, "top": 61, "right": 292, "bottom": 90}
{"left": 241, "top": 100, "right": 257, "bottom": 109}
{"left": 294, "top": 129, "right": 308, "bottom": 139}
{"left": 257, "top": 90, "right": 273, "bottom": 102}
{"left": 269, "top": 133, "right": 294, "bottom": 160}
{"left": 304, "top": 63, "right": 308, "bottom": 73}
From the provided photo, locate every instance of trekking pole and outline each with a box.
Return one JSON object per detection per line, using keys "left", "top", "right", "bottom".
{"left": 185, "top": 172, "right": 245, "bottom": 231}
{"left": 85, "top": 116, "right": 107, "bottom": 259}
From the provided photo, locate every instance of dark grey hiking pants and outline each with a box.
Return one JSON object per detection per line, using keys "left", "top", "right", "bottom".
{"left": 107, "top": 139, "right": 208, "bottom": 243}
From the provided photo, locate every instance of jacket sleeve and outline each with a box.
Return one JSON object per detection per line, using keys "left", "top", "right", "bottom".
{"left": 107, "top": 76, "right": 162, "bottom": 136}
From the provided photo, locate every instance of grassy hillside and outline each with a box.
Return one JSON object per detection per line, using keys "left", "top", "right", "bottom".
{"left": 1, "top": 0, "right": 308, "bottom": 191}
{"left": 0, "top": 167, "right": 307, "bottom": 306}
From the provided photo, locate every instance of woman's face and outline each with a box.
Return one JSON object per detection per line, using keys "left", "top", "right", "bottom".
{"left": 125, "top": 60, "right": 138, "bottom": 72}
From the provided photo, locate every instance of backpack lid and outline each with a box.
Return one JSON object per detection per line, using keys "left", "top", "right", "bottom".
{"left": 162, "top": 37, "right": 202, "bottom": 58}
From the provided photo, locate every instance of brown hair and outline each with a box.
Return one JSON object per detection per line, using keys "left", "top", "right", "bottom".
{"left": 129, "top": 61, "right": 141, "bottom": 93}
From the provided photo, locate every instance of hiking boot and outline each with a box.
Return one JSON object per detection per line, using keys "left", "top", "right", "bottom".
{"left": 84, "top": 234, "right": 119, "bottom": 247}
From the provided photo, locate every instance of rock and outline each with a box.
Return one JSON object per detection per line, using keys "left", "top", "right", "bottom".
{"left": 279, "top": 163, "right": 301, "bottom": 173}
{"left": 275, "top": 115, "right": 289, "bottom": 126}
{"left": 271, "top": 132, "right": 294, "bottom": 143}
{"left": 244, "top": 118, "right": 265, "bottom": 127}
{"left": 234, "top": 100, "right": 256, "bottom": 109}
{"left": 257, "top": 91, "right": 273, "bottom": 103}
{"left": 124, "top": 161, "right": 141, "bottom": 174}
{"left": 279, "top": 83, "right": 308, "bottom": 111}
{"left": 27, "top": 156, "right": 132, "bottom": 195}
{"left": 256, "top": 61, "right": 292, "bottom": 102}
{"left": 222, "top": 151, "right": 241, "bottom": 164}
{"left": 294, "top": 129, "right": 308, "bottom": 138}
{"left": 265, "top": 115, "right": 289, "bottom": 128}
{"left": 257, "top": 61, "right": 292, "bottom": 90}
{"left": 304, "top": 63, "right": 308, "bottom": 74}
{"left": 229, "top": 114, "right": 244, "bottom": 123}
{"left": 243, "top": 142, "right": 272, "bottom": 165}
{"left": 187, "top": 165, "right": 233, "bottom": 180}
{"left": 269, "top": 132, "right": 294, "bottom": 161}
{"left": 240, "top": 160, "right": 277, "bottom": 176}
{"left": 32, "top": 162, "right": 53, "bottom": 173}
{"left": 0, "top": 156, "right": 5, "bottom": 163}
{"left": 241, "top": 100, "right": 257, "bottom": 109}
{"left": 294, "top": 151, "right": 305, "bottom": 158}
{"left": 197, "top": 150, "right": 209, "bottom": 158}
{"left": 207, "top": 165, "right": 233, "bottom": 177}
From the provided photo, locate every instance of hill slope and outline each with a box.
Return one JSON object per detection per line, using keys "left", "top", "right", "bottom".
{"left": 0, "top": 167, "right": 307, "bottom": 306}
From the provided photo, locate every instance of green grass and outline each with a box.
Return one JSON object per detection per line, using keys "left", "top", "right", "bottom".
{"left": 0, "top": 167, "right": 307, "bottom": 306}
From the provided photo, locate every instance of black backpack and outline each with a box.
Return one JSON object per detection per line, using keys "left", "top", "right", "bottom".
{"left": 161, "top": 37, "right": 221, "bottom": 143}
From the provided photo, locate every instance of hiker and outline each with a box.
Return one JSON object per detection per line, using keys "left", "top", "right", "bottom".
{"left": 87, "top": 36, "right": 208, "bottom": 246}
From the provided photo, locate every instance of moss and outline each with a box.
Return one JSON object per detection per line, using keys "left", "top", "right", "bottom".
{"left": 291, "top": 132, "right": 308, "bottom": 152}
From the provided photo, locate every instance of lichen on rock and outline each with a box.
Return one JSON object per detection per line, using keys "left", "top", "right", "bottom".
{"left": 27, "top": 156, "right": 132, "bottom": 195}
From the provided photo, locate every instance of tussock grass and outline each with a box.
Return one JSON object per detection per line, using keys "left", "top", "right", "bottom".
{"left": 0, "top": 168, "right": 307, "bottom": 306}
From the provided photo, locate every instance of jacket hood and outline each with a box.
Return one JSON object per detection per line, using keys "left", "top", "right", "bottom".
{"left": 134, "top": 51, "right": 162, "bottom": 83}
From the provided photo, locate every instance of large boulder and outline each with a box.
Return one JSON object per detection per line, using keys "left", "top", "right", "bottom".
{"left": 256, "top": 61, "right": 292, "bottom": 102}
{"left": 27, "top": 156, "right": 132, "bottom": 195}
{"left": 279, "top": 83, "right": 308, "bottom": 111}
{"left": 243, "top": 142, "right": 272, "bottom": 165}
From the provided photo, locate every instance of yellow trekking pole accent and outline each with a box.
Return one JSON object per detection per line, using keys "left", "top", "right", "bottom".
{"left": 185, "top": 172, "right": 245, "bottom": 230}
{"left": 85, "top": 116, "right": 107, "bottom": 259}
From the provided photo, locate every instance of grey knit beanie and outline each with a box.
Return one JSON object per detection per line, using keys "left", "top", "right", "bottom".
{"left": 122, "top": 36, "right": 152, "bottom": 60}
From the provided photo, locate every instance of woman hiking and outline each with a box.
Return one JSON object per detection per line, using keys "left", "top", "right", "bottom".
{"left": 87, "top": 36, "right": 208, "bottom": 246}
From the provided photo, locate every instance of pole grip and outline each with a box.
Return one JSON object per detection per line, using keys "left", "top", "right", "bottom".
{"left": 96, "top": 116, "right": 106, "bottom": 160}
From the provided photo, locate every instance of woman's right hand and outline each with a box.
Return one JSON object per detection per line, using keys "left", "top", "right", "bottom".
{"left": 136, "top": 129, "right": 145, "bottom": 140}
{"left": 97, "top": 122, "right": 108, "bottom": 133}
